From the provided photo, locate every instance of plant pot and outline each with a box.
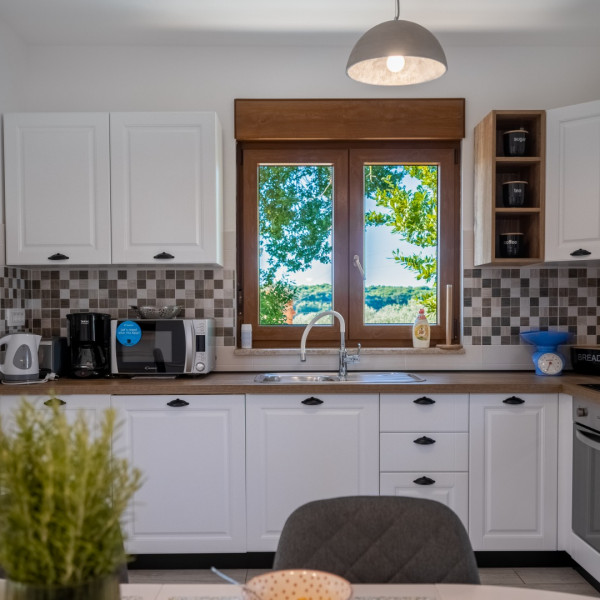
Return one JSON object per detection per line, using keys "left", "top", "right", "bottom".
{"left": 4, "top": 574, "right": 120, "bottom": 600}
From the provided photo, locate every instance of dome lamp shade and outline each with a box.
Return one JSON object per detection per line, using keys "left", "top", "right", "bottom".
{"left": 346, "top": 5, "right": 447, "bottom": 86}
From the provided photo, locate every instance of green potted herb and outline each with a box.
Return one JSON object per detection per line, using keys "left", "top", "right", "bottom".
{"left": 0, "top": 399, "right": 142, "bottom": 600}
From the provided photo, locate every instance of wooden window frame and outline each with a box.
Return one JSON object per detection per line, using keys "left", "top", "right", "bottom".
{"left": 236, "top": 99, "right": 464, "bottom": 349}
{"left": 347, "top": 145, "right": 459, "bottom": 345}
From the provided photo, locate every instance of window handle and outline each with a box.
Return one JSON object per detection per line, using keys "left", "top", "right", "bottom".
{"left": 353, "top": 255, "right": 366, "bottom": 280}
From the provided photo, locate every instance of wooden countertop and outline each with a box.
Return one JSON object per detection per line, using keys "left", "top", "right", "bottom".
{"left": 2, "top": 371, "right": 600, "bottom": 401}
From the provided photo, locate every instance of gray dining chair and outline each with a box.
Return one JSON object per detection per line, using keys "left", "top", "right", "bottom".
{"left": 273, "top": 496, "right": 480, "bottom": 584}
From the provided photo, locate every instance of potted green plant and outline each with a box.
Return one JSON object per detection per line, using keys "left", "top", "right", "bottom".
{"left": 0, "top": 398, "right": 142, "bottom": 600}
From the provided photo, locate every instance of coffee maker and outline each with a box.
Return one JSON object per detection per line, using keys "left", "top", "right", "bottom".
{"left": 67, "top": 313, "right": 111, "bottom": 378}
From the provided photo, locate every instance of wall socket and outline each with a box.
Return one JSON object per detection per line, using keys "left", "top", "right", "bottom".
{"left": 6, "top": 308, "right": 26, "bottom": 327}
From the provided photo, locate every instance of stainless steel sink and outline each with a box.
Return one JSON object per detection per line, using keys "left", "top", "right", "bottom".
{"left": 254, "top": 372, "right": 424, "bottom": 383}
{"left": 254, "top": 373, "right": 340, "bottom": 383}
{"left": 344, "top": 372, "right": 425, "bottom": 383}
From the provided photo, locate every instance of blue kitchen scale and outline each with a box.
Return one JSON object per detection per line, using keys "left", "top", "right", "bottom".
{"left": 520, "top": 330, "right": 572, "bottom": 376}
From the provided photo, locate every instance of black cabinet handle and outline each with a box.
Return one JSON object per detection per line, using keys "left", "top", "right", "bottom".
{"left": 302, "top": 397, "right": 323, "bottom": 406}
{"left": 154, "top": 252, "right": 175, "bottom": 260}
{"left": 570, "top": 248, "right": 591, "bottom": 256}
{"left": 414, "top": 436, "right": 436, "bottom": 445}
{"left": 413, "top": 476, "right": 436, "bottom": 486}
{"left": 48, "top": 253, "right": 69, "bottom": 261}
{"left": 44, "top": 397, "right": 66, "bottom": 407}
{"left": 503, "top": 396, "right": 525, "bottom": 405}
{"left": 414, "top": 396, "right": 435, "bottom": 405}
{"left": 167, "top": 398, "right": 189, "bottom": 407}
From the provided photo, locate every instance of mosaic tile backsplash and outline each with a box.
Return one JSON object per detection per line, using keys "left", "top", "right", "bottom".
{"left": 463, "top": 265, "right": 600, "bottom": 345}
{"left": 1, "top": 264, "right": 599, "bottom": 346}
{"left": 0, "top": 266, "right": 236, "bottom": 345}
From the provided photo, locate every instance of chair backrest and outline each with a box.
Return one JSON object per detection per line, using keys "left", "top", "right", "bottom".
{"left": 272, "top": 496, "right": 480, "bottom": 584}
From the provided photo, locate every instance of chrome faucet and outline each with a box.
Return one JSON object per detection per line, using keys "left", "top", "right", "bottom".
{"left": 300, "top": 310, "right": 360, "bottom": 379}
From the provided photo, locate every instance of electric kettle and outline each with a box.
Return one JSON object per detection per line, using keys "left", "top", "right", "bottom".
{"left": 0, "top": 333, "right": 41, "bottom": 382}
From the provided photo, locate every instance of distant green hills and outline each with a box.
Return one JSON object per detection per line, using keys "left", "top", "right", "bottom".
{"left": 292, "top": 283, "right": 431, "bottom": 324}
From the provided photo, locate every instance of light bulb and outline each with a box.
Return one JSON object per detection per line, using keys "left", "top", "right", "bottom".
{"left": 386, "top": 55, "right": 406, "bottom": 73}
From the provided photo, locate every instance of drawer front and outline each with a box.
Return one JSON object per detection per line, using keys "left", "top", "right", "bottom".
{"left": 380, "top": 432, "right": 469, "bottom": 471}
{"left": 380, "top": 471, "right": 468, "bottom": 531}
{"left": 380, "top": 394, "right": 469, "bottom": 432}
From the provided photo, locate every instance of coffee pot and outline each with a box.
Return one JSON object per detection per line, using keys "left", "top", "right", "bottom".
{"left": 0, "top": 333, "right": 41, "bottom": 382}
{"left": 67, "top": 313, "right": 111, "bottom": 378}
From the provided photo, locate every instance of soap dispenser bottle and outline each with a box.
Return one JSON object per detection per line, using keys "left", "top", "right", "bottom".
{"left": 412, "top": 308, "right": 430, "bottom": 348}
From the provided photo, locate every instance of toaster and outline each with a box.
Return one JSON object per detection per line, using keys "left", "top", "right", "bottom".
{"left": 38, "top": 337, "right": 69, "bottom": 376}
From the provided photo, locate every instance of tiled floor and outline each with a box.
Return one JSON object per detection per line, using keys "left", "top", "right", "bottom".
{"left": 128, "top": 567, "right": 600, "bottom": 596}
{"left": 478, "top": 568, "right": 600, "bottom": 596}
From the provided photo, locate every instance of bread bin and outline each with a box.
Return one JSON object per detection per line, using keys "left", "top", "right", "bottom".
{"left": 571, "top": 346, "right": 600, "bottom": 375}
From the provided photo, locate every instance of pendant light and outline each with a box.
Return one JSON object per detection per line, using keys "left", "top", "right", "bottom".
{"left": 346, "top": 0, "right": 447, "bottom": 86}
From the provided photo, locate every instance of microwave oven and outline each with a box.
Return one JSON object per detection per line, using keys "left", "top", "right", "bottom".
{"left": 110, "top": 318, "right": 214, "bottom": 376}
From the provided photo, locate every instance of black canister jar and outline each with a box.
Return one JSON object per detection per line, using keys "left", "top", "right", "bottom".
{"left": 499, "top": 232, "right": 525, "bottom": 258}
{"left": 503, "top": 129, "right": 528, "bottom": 156}
{"left": 502, "top": 180, "right": 528, "bottom": 207}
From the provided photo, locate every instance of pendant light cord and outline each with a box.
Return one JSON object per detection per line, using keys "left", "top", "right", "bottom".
{"left": 395, "top": 0, "right": 400, "bottom": 20}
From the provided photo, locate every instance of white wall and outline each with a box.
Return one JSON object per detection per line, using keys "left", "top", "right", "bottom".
{"left": 0, "top": 21, "right": 26, "bottom": 113}
{"left": 7, "top": 39, "right": 600, "bottom": 370}
{"left": 17, "top": 43, "right": 600, "bottom": 244}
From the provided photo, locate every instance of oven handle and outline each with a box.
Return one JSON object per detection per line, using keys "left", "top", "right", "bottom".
{"left": 575, "top": 424, "right": 600, "bottom": 452}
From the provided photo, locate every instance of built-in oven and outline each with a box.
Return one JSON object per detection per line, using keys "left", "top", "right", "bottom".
{"left": 573, "top": 387, "right": 600, "bottom": 552}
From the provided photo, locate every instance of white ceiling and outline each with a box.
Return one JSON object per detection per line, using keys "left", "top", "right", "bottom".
{"left": 0, "top": 0, "right": 599, "bottom": 47}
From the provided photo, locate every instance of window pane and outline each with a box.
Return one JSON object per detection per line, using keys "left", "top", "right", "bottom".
{"left": 363, "top": 164, "right": 438, "bottom": 325}
{"left": 258, "top": 164, "right": 333, "bottom": 326}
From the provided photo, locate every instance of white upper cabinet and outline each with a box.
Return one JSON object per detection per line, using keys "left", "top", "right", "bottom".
{"left": 546, "top": 99, "right": 600, "bottom": 261}
{"left": 3, "top": 113, "right": 111, "bottom": 265}
{"left": 110, "top": 112, "right": 223, "bottom": 265}
{"left": 3, "top": 111, "right": 223, "bottom": 266}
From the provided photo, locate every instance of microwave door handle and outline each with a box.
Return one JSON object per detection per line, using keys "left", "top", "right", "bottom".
{"left": 575, "top": 424, "right": 600, "bottom": 452}
{"left": 184, "top": 321, "right": 193, "bottom": 373}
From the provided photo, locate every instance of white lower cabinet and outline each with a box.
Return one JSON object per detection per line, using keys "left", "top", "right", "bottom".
{"left": 380, "top": 472, "right": 469, "bottom": 528}
{"left": 111, "top": 394, "right": 246, "bottom": 554}
{"left": 0, "top": 389, "right": 567, "bottom": 556}
{"left": 245, "top": 393, "right": 379, "bottom": 551}
{"left": 469, "top": 393, "right": 558, "bottom": 551}
{"left": 379, "top": 394, "right": 469, "bottom": 531}
{"left": 0, "top": 394, "right": 111, "bottom": 427}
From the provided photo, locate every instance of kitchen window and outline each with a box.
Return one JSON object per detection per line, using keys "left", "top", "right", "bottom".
{"left": 236, "top": 99, "right": 464, "bottom": 348}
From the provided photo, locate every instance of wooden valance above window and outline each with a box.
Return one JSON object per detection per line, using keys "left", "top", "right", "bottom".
{"left": 234, "top": 98, "right": 465, "bottom": 141}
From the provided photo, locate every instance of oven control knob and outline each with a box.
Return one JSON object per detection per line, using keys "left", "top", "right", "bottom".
{"left": 195, "top": 362, "right": 205, "bottom": 372}
{"left": 577, "top": 407, "right": 589, "bottom": 417}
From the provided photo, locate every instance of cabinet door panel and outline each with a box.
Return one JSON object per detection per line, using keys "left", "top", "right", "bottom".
{"left": 469, "top": 393, "right": 558, "bottom": 550}
{"left": 380, "top": 394, "right": 469, "bottom": 432}
{"left": 380, "top": 472, "right": 468, "bottom": 530}
{"left": 246, "top": 394, "right": 379, "bottom": 551}
{"left": 0, "top": 395, "right": 110, "bottom": 428}
{"left": 110, "top": 112, "right": 222, "bottom": 265}
{"left": 380, "top": 432, "right": 468, "bottom": 471}
{"left": 546, "top": 100, "right": 600, "bottom": 260}
{"left": 112, "top": 394, "right": 245, "bottom": 553}
{"left": 4, "top": 113, "right": 111, "bottom": 265}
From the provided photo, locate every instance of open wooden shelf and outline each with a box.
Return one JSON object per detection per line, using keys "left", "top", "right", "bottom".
{"left": 474, "top": 110, "right": 546, "bottom": 266}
